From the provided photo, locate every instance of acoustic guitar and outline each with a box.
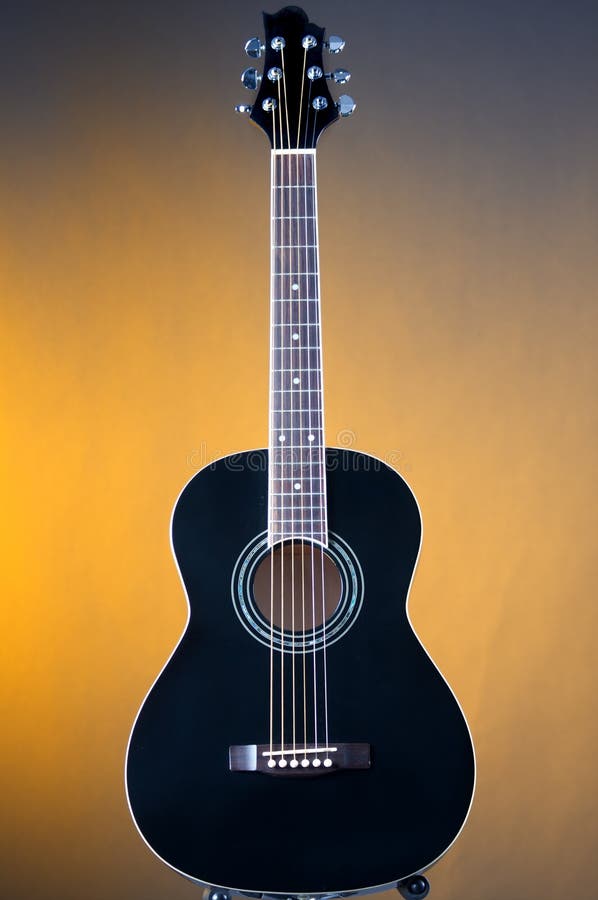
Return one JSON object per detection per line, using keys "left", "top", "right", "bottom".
{"left": 126, "top": 7, "right": 475, "bottom": 899}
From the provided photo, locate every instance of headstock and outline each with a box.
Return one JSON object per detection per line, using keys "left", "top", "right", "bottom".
{"left": 235, "top": 6, "right": 355, "bottom": 149}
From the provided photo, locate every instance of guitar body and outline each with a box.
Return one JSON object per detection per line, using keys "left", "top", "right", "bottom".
{"left": 126, "top": 449, "right": 475, "bottom": 896}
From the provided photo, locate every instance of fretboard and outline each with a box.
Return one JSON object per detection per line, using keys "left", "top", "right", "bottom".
{"left": 268, "top": 150, "right": 327, "bottom": 547}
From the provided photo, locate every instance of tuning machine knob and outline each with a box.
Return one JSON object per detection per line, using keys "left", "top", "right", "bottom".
{"left": 326, "top": 68, "right": 351, "bottom": 85}
{"left": 241, "top": 67, "right": 261, "bottom": 90}
{"left": 336, "top": 94, "right": 356, "bottom": 117}
{"left": 234, "top": 104, "right": 253, "bottom": 114}
{"left": 244, "top": 37, "right": 265, "bottom": 58}
{"left": 325, "top": 34, "right": 345, "bottom": 54}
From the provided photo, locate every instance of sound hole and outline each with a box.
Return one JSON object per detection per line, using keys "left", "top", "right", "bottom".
{"left": 252, "top": 542, "right": 342, "bottom": 632}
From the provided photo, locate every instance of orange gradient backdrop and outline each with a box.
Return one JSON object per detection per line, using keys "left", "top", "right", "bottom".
{"left": 1, "top": 2, "right": 597, "bottom": 899}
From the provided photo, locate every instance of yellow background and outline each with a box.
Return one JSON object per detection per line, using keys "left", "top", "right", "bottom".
{"left": 1, "top": 2, "right": 596, "bottom": 899}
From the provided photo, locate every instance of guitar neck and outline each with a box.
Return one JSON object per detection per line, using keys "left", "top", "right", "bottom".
{"left": 268, "top": 149, "right": 328, "bottom": 547}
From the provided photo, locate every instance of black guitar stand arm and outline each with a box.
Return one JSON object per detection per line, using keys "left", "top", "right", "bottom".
{"left": 397, "top": 875, "right": 430, "bottom": 899}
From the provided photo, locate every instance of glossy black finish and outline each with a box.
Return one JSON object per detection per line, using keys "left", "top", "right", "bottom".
{"left": 126, "top": 449, "right": 474, "bottom": 896}
{"left": 250, "top": 7, "right": 339, "bottom": 148}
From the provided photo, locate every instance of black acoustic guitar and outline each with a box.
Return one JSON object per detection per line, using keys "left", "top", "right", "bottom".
{"left": 126, "top": 7, "right": 475, "bottom": 899}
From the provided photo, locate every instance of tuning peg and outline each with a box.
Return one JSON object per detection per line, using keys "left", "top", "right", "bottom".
{"left": 336, "top": 94, "right": 356, "bottom": 117}
{"left": 244, "top": 37, "right": 265, "bottom": 58}
{"left": 241, "top": 67, "right": 261, "bottom": 90}
{"left": 325, "top": 35, "right": 345, "bottom": 54}
{"left": 234, "top": 104, "right": 253, "bottom": 114}
{"left": 326, "top": 68, "right": 351, "bottom": 85}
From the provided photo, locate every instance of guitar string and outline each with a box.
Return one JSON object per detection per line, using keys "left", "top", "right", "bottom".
{"left": 304, "top": 77, "right": 320, "bottom": 759}
{"left": 312, "top": 141, "right": 331, "bottom": 759}
{"left": 296, "top": 46, "right": 309, "bottom": 763}
{"left": 302, "top": 146, "right": 318, "bottom": 761}
{"left": 268, "top": 104, "right": 277, "bottom": 765}
{"left": 296, "top": 47, "right": 313, "bottom": 766}
{"left": 279, "top": 46, "right": 299, "bottom": 765}
{"left": 310, "top": 105, "right": 321, "bottom": 758}
{"left": 275, "top": 74, "right": 286, "bottom": 760}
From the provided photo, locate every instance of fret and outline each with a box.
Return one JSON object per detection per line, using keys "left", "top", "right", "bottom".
{"left": 269, "top": 444, "right": 323, "bottom": 451}
{"left": 271, "top": 323, "right": 321, "bottom": 329}
{"left": 272, "top": 338, "right": 322, "bottom": 351}
{"left": 270, "top": 493, "right": 326, "bottom": 498}
{"left": 269, "top": 470, "right": 324, "bottom": 477}
{"left": 270, "top": 520, "right": 327, "bottom": 527}
{"left": 271, "top": 344, "right": 323, "bottom": 350}
{"left": 272, "top": 298, "right": 319, "bottom": 303}
{"left": 271, "top": 348, "right": 323, "bottom": 356}
{"left": 271, "top": 367, "right": 322, "bottom": 373}
{"left": 271, "top": 410, "right": 322, "bottom": 417}
{"left": 271, "top": 419, "right": 322, "bottom": 428}
{"left": 273, "top": 244, "right": 318, "bottom": 250}
{"left": 271, "top": 448, "right": 323, "bottom": 457}
{"left": 270, "top": 505, "right": 326, "bottom": 512}
{"left": 270, "top": 457, "right": 324, "bottom": 464}
{"left": 270, "top": 491, "right": 326, "bottom": 497}
{"left": 270, "top": 493, "right": 325, "bottom": 500}
{"left": 272, "top": 398, "right": 322, "bottom": 404}
{"left": 271, "top": 471, "right": 325, "bottom": 479}
{"left": 272, "top": 384, "right": 321, "bottom": 397}
{"left": 270, "top": 486, "right": 326, "bottom": 493}
{"left": 274, "top": 184, "right": 315, "bottom": 190}
{"left": 270, "top": 465, "right": 322, "bottom": 472}
{"left": 273, "top": 316, "right": 319, "bottom": 324}
{"left": 271, "top": 345, "right": 323, "bottom": 353}
{"left": 272, "top": 408, "right": 322, "bottom": 416}
{"left": 271, "top": 364, "right": 323, "bottom": 372}
{"left": 272, "top": 442, "right": 324, "bottom": 448}
{"left": 270, "top": 487, "right": 325, "bottom": 494}
{"left": 272, "top": 298, "right": 319, "bottom": 302}
{"left": 271, "top": 433, "right": 323, "bottom": 439}
{"left": 271, "top": 459, "right": 322, "bottom": 472}
{"left": 272, "top": 374, "right": 322, "bottom": 381}
{"left": 271, "top": 370, "right": 322, "bottom": 376}
{"left": 270, "top": 518, "right": 326, "bottom": 524}
{"left": 271, "top": 360, "right": 323, "bottom": 368}
{"left": 271, "top": 518, "right": 326, "bottom": 525}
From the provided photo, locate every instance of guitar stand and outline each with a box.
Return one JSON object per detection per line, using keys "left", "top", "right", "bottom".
{"left": 203, "top": 874, "right": 430, "bottom": 900}
{"left": 397, "top": 875, "right": 430, "bottom": 899}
